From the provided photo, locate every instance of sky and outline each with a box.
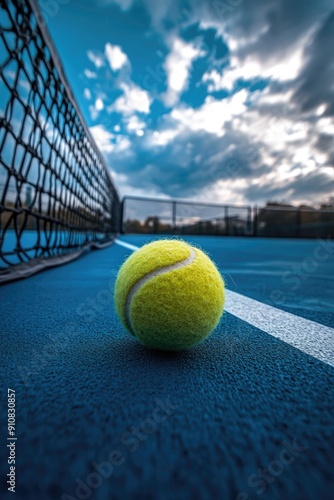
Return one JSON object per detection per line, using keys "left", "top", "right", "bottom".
{"left": 42, "top": 0, "right": 334, "bottom": 207}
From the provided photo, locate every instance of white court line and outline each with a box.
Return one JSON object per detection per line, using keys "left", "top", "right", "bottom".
{"left": 225, "top": 290, "right": 334, "bottom": 367}
{"left": 115, "top": 240, "right": 141, "bottom": 252}
{"left": 115, "top": 239, "right": 334, "bottom": 368}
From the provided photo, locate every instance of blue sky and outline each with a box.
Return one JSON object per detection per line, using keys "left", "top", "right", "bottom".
{"left": 42, "top": 0, "right": 334, "bottom": 206}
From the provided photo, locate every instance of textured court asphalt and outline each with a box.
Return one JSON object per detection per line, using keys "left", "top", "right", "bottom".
{"left": 0, "top": 236, "right": 333, "bottom": 500}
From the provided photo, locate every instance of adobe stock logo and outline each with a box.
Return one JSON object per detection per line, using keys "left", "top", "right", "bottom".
{"left": 236, "top": 438, "right": 307, "bottom": 499}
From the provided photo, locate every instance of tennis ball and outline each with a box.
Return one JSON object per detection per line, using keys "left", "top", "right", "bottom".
{"left": 114, "top": 240, "right": 225, "bottom": 351}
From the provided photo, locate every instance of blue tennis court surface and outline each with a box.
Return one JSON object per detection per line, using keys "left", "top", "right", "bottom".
{"left": 120, "top": 235, "right": 334, "bottom": 327}
{"left": 1, "top": 236, "right": 334, "bottom": 500}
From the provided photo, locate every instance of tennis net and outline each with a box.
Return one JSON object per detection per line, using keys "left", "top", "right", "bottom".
{"left": 0, "top": 0, "right": 120, "bottom": 282}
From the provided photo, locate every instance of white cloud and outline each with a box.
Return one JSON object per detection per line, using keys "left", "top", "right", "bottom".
{"left": 203, "top": 36, "right": 307, "bottom": 93}
{"left": 90, "top": 124, "right": 131, "bottom": 154}
{"left": 114, "top": 135, "right": 132, "bottom": 152}
{"left": 200, "top": 178, "right": 250, "bottom": 206}
{"left": 89, "top": 106, "right": 99, "bottom": 121}
{"left": 148, "top": 128, "right": 180, "bottom": 147}
{"left": 126, "top": 115, "right": 146, "bottom": 135}
{"left": 111, "top": 82, "right": 151, "bottom": 115}
{"left": 84, "top": 88, "right": 92, "bottom": 100}
{"left": 253, "top": 88, "right": 293, "bottom": 106}
{"left": 171, "top": 89, "right": 248, "bottom": 136}
{"left": 87, "top": 50, "right": 105, "bottom": 68}
{"left": 145, "top": 90, "right": 248, "bottom": 149}
{"left": 143, "top": 90, "right": 250, "bottom": 166}
{"left": 95, "top": 98, "right": 104, "bottom": 111}
{"left": 105, "top": 43, "right": 129, "bottom": 71}
{"left": 84, "top": 69, "right": 98, "bottom": 79}
{"left": 89, "top": 97, "right": 105, "bottom": 120}
{"left": 316, "top": 117, "right": 334, "bottom": 136}
{"left": 163, "top": 38, "right": 204, "bottom": 107}
{"left": 112, "top": 170, "right": 165, "bottom": 198}
{"left": 90, "top": 125, "right": 115, "bottom": 153}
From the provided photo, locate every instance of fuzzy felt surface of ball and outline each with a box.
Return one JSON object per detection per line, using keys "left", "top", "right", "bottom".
{"left": 114, "top": 240, "right": 225, "bottom": 350}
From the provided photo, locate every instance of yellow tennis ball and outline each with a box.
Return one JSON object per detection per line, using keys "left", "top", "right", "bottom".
{"left": 114, "top": 239, "right": 225, "bottom": 351}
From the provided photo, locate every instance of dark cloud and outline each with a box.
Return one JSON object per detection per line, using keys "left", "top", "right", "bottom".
{"left": 315, "top": 134, "right": 334, "bottom": 154}
{"left": 201, "top": 0, "right": 334, "bottom": 118}
{"left": 294, "top": 11, "right": 334, "bottom": 115}
{"left": 200, "top": 0, "right": 332, "bottom": 61}
{"left": 244, "top": 171, "right": 334, "bottom": 205}
{"left": 110, "top": 127, "right": 270, "bottom": 197}
{"left": 289, "top": 171, "right": 334, "bottom": 198}
{"left": 242, "top": 183, "right": 293, "bottom": 205}
{"left": 109, "top": 110, "right": 334, "bottom": 202}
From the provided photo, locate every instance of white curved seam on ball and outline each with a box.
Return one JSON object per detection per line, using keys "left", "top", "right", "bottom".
{"left": 125, "top": 247, "right": 197, "bottom": 334}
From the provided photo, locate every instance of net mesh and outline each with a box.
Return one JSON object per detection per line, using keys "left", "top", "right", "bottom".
{"left": 0, "top": 0, "right": 120, "bottom": 273}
